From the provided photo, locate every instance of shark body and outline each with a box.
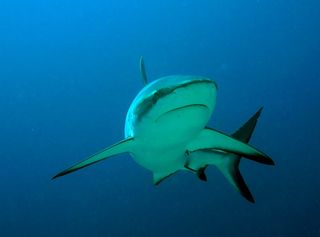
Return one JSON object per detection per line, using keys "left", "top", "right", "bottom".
{"left": 53, "top": 58, "right": 274, "bottom": 203}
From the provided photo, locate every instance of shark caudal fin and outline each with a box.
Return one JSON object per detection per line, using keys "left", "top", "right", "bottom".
{"left": 139, "top": 56, "right": 148, "bottom": 85}
{"left": 186, "top": 107, "right": 271, "bottom": 203}
{"left": 52, "top": 138, "right": 134, "bottom": 179}
{"left": 232, "top": 107, "right": 263, "bottom": 143}
{"left": 215, "top": 108, "right": 264, "bottom": 203}
{"left": 215, "top": 154, "right": 255, "bottom": 202}
{"left": 187, "top": 149, "right": 255, "bottom": 202}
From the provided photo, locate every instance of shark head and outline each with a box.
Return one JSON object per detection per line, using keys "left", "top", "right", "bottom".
{"left": 125, "top": 75, "right": 217, "bottom": 141}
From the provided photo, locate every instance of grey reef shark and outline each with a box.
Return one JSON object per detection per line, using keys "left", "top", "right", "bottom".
{"left": 53, "top": 57, "right": 274, "bottom": 203}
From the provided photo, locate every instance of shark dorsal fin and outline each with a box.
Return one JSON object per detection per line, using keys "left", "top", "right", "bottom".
{"left": 139, "top": 56, "right": 148, "bottom": 85}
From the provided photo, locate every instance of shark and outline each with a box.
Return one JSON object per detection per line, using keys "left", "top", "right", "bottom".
{"left": 53, "top": 57, "right": 274, "bottom": 203}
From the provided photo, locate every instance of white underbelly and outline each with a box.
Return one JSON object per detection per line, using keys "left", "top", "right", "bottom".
{"left": 125, "top": 104, "right": 211, "bottom": 173}
{"left": 130, "top": 144, "right": 187, "bottom": 173}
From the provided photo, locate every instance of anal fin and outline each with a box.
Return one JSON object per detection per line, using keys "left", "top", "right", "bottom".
{"left": 184, "top": 163, "right": 208, "bottom": 182}
{"left": 197, "top": 167, "right": 208, "bottom": 182}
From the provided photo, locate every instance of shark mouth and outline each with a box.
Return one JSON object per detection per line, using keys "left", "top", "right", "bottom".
{"left": 155, "top": 104, "right": 209, "bottom": 122}
{"left": 135, "top": 79, "right": 215, "bottom": 121}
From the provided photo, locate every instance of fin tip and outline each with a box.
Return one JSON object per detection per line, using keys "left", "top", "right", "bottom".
{"left": 247, "top": 196, "right": 255, "bottom": 203}
{"left": 254, "top": 106, "right": 264, "bottom": 119}
{"left": 257, "top": 155, "right": 275, "bottom": 166}
{"left": 51, "top": 174, "right": 60, "bottom": 180}
{"left": 51, "top": 171, "right": 66, "bottom": 180}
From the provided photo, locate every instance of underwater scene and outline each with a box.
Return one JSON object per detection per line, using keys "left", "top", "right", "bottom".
{"left": 0, "top": 0, "right": 319, "bottom": 236}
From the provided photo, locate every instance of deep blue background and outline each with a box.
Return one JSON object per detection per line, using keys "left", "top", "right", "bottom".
{"left": 0, "top": 0, "right": 319, "bottom": 236}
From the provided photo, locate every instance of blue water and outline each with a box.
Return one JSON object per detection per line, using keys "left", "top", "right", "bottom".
{"left": 0, "top": 0, "right": 319, "bottom": 236}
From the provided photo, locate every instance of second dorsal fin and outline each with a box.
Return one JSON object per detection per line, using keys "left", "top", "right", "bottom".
{"left": 139, "top": 56, "right": 148, "bottom": 85}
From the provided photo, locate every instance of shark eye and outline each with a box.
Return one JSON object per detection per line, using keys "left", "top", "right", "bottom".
{"left": 152, "top": 91, "right": 161, "bottom": 102}
{"left": 152, "top": 87, "right": 175, "bottom": 104}
{"left": 154, "top": 91, "right": 161, "bottom": 98}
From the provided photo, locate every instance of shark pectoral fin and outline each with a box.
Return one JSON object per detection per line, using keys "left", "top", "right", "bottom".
{"left": 139, "top": 56, "right": 148, "bottom": 85}
{"left": 52, "top": 137, "right": 135, "bottom": 179}
{"left": 188, "top": 128, "right": 274, "bottom": 165}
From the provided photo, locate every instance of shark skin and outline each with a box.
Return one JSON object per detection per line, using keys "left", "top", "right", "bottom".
{"left": 52, "top": 59, "right": 274, "bottom": 202}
